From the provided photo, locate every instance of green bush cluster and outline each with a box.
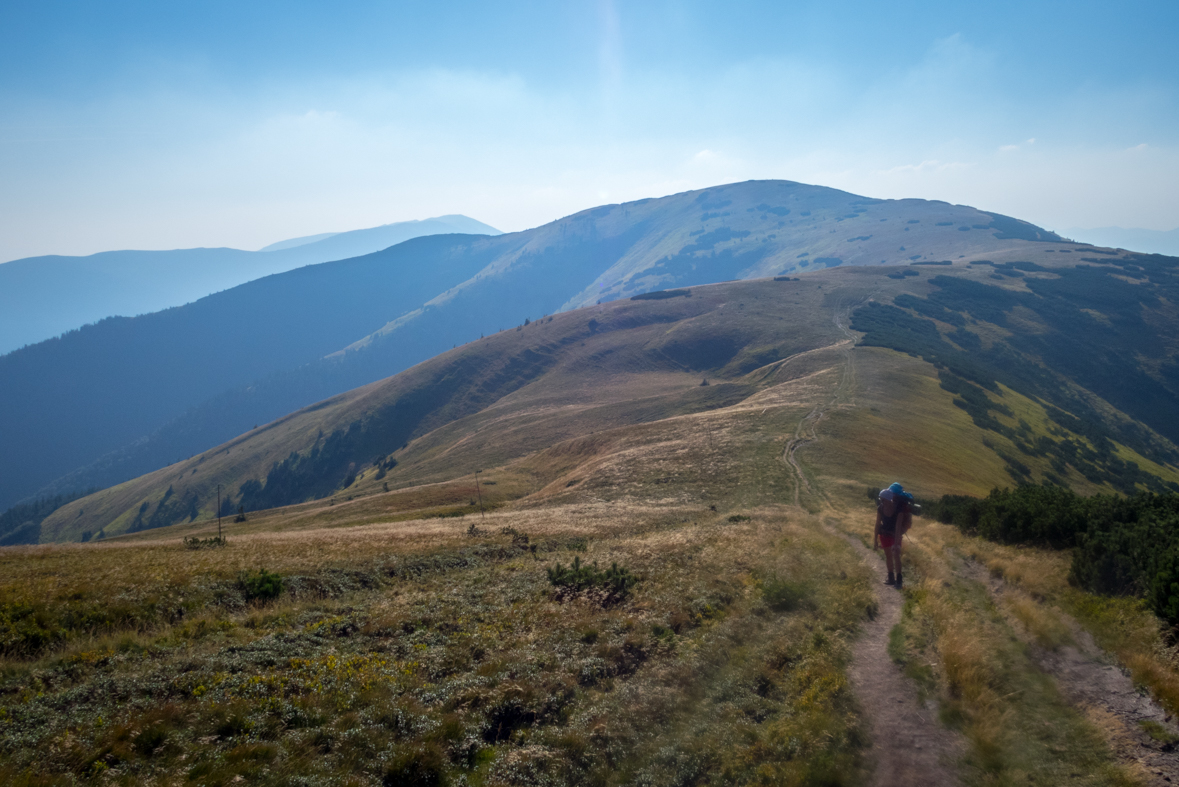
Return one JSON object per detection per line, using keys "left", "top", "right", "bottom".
{"left": 546, "top": 557, "right": 636, "bottom": 601}
{"left": 926, "top": 485, "right": 1179, "bottom": 624}
{"left": 238, "top": 569, "right": 284, "bottom": 602}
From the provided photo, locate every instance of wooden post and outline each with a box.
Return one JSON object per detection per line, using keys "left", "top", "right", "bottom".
{"left": 217, "top": 484, "right": 222, "bottom": 540}
{"left": 475, "top": 470, "right": 485, "bottom": 519}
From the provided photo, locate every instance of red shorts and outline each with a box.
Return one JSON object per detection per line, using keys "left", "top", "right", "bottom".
{"left": 880, "top": 533, "right": 897, "bottom": 549}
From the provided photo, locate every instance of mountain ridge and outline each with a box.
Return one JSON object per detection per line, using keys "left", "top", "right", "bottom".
{"left": 0, "top": 214, "right": 501, "bottom": 355}
{"left": 0, "top": 180, "right": 1123, "bottom": 517}
{"left": 36, "top": 249, "right": 1179, "bottom": 543}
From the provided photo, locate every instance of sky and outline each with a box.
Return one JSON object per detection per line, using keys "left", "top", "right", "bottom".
{"left": 1, "top": 0, "right": 1177, "bottom": 262}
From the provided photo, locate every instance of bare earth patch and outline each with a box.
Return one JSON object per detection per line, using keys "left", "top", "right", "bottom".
{"left": 983, "top": 566, "right": 1179, "bottom": 786}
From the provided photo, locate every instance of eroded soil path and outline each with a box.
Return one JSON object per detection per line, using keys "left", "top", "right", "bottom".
{"left": 843, "top": 533, "right": 965, "bottom": 786}
{"left": 780, "top": 300, "right": 965, "bottom": 785}
{"left": 977, "top": 566, "right": 1179, "bottom": 786}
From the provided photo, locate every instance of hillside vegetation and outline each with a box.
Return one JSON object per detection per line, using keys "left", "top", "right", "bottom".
{"left": 6, "top": 258, "right": 1179, "bottom": 783}
{"left": 41, "top": 249, "right": 1179, "bottom": 545}
{"left": 0, "top": 179, "right": 1091, "bottom": 515}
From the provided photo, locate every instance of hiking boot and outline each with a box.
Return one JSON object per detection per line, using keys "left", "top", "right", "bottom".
{"left": 884, "top": 573, "right": 895, "bottom": 586}
{"left": 895, "top": 573, "right": 904, "bottom": 589}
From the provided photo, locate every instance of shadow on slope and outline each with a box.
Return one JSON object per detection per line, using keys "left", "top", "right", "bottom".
{"left": 42, "top": 278, "right": 844, "bottom": 541}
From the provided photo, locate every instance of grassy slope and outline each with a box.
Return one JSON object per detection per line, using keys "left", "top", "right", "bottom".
{"left": 811, "top": 348, "right": 1179, "bottom": 500}
{"left": 7, "top": 264, "right": 1179, "bottom": 785}
{"left": 53, "top": 251, "right": 1179, "bottom": 545}
{"left": 43, "top": 277, "right": 843, "bottom": 542}
{"left": 6, "top": 180, "right": 1113, "bottom": 517}
{"left": 2, "top": 335, "right": 883, "bottom": 785}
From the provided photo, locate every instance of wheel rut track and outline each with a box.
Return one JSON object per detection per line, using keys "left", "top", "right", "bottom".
{"left": 782, "top": 303, "right": 858, "bottom": 506}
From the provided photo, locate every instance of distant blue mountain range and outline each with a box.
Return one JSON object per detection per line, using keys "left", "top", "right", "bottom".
{"left": 0, "top": 214, "right": 500, "bottom": 355}
{"left": 1064, "top": 226, "right": 1179, "bottom": 257}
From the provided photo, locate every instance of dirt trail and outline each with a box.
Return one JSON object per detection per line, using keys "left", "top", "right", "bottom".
{"left": 975, "top": 566, "right": 1179, "bottom": 786}
{"left": 782, "top": 303, "right": 858, "bottom": 505}
{"left": 780, "top": 299, "right": 964, "bottom": 785}
{"left": 780, "top": 296, "right": 1179, "bottom": 785}
{"left": 843, "top": 533, "right": 965, "bottom": 786}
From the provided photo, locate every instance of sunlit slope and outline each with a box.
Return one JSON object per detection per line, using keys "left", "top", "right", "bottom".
{"left": 7, "top": 179, "right": 1085, "bottom": 514}
{"left": 809, "top": 347, "right": 1179, "bottom": 502}
{"left": 43, "top": 278, "right": 846, "bottom": 541}
{"left": 336, "top": 179, "right": 1076, "bottom": 360}
{"left": 848, "top": 255, "right": 1179, "bottom": 491}
{"left": 46, "top": 250, "right": 1179, "bottom": 543}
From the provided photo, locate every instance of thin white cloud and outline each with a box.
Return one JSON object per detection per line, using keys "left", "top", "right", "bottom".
{"left": 1, "top": 31, "right": 1177, "bottom": 261}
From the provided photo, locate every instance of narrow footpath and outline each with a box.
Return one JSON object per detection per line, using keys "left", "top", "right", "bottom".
{"left": 843, "top": 532, "right": 964, "bottom": 786}
{"left": 780, "top": 300, "right": 966, "bottom": 785}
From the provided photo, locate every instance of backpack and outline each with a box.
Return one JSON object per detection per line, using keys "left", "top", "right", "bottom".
{"left": 878, "top": 488, "right": 916, "bottom": 534}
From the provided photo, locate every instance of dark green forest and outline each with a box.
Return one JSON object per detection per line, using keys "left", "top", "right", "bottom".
{"left": 0, "top": 488, "right": 98, "bottom": 546}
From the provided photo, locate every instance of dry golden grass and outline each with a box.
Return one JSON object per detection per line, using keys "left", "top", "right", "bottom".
{"left": 827, "top": 493, "right": 1142, "bottom": 786}
{"left": 9, "top": 267, "right": 1179, "bottom": 784}
{"left": 0, "top": 350, "right": 883, "bottom": 785}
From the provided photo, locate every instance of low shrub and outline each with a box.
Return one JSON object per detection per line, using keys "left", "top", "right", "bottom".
{"left": 239, "top": 569, "right": 284, "bottom": 602}
{"left": 383, "top": 742, "right": 447, "bottom": 787}
{"left": 547, "top": 557, "right": 636, "bottom": 602}
{"left": 631, "top": 289, "right": 691, "bottom": 301}
{"left": 183, "top": 536, "right": 227, "bottom": 550}
{"left": 928, "top": 484, "right": 1179, "bottom": 624}
{"left": 760, "top": 576, "right": 809, "bottom": 612}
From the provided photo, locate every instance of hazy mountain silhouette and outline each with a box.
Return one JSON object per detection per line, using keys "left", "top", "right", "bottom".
{"left": 0, "top": 215, "right": 500, "bottom": 355}
{"left": 1064, "top": 226, "right": 1179, "bottom": 257}
{"left": 1, "top": 180, "right": 1089, "bottom": 512}
{"left": 0, "top": 234, "right": 508, "bottom": 511}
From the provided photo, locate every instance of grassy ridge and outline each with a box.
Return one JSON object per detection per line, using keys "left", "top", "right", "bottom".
{"left": 41, "top": 277, "right": 844, "bottom": 542}
{"left": 851, "top": 259, "right": 1179, "bottom": 487}
{"left": 6, "top": 264, "right": 1178, "bottom": 783}
{"left": 0, "top": 364, "right": 879, "bottom": 785}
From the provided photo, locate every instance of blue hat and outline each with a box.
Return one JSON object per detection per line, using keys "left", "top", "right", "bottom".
{"left": 888, "top": 482, "right": 904, "bottom": 494}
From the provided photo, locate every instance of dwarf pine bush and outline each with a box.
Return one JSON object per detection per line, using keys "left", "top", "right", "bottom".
{"left": 547, "top": 556, "right": 636, "bottom": 601}
{"left": 239, "top": 569, "right": 284, "bottom": 602}
{"left": 183, "top": 535, "right": 226, "bottom": 549}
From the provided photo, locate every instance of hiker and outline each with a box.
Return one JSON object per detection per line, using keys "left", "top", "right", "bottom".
{"left": 873, "top": 482, "right": 914, "bottom": 588}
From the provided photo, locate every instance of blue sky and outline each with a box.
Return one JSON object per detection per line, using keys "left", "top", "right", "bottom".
{"left": 1, "top": 0, "right": 1177, "bottom": 261}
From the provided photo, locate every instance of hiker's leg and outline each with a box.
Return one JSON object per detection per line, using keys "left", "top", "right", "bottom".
{"left": 881, "top": 534, "right": 896, "bottom": 576}
{"left": 892, "top": 534, "right": 904, "bottom": 586}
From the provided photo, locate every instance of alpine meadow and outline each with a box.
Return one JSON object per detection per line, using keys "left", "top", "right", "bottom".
{"left": 5, "top": 168, "right": 1179, "bottom": 787}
